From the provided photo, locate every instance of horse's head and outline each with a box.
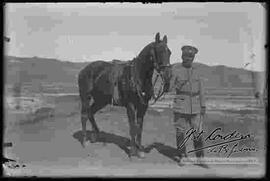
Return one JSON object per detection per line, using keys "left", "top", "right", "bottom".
{"left": 150, "top": 32, "right": 172, "bottom": 93}
{"left": 150, "top": 32, "right": 171, "bottom": 72}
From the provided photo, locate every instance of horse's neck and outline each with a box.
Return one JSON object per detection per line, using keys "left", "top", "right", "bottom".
{"left": 133, "top": 55, "right": 154, "bottom": 87}
{"left": 134, "top": 43, "right": 155, "bottom": 84}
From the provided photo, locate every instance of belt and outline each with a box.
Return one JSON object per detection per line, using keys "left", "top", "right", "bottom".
{"left": 175, "top": 91, "right": 200, "bottom": 96}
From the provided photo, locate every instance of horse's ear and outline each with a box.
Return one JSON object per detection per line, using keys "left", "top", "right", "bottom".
{"left": 155, "top": 32, "right": 160, "bottom": 43}
{"left": 163, "top": 35, "right": 167, "bottom": 44}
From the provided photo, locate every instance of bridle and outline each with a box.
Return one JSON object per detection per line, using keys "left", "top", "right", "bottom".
{"left": 149, "top": 44, "right": 171, "bottom": 105}
{"left": 131, "top": 43, "right": 170, "bottom": 106}
{"left": 150, "top": 67, "right": 170, "bottom": 105}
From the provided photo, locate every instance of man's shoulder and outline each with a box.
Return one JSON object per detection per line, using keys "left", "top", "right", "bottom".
{"left": 191, "top": 65, "right": 203, "bottom": 79}
{"left": 191, "top": 64, "right": 200, "bottom": 70}
{"left": 173, "top": 65, "right": 186, "bottom": 78}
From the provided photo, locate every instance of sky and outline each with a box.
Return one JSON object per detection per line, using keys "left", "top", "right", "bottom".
{"left": 5, "top": 2, "right": 266, "bottom": 71}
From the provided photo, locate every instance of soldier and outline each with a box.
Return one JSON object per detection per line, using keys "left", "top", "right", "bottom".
{"left": 169, "top": 45, "right": 207, "bottom": 167}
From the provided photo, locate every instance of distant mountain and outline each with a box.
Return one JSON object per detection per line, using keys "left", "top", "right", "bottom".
{"left": 5, "top": 56, "right": 87, "bottom": 84}
{"left": 5, "top": 56, "right": 265, "bottom": 93}
{"left": 172, "top": 62, "right": 265, "bottom": 88}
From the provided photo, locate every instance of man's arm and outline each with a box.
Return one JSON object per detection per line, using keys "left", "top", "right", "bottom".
{"left": 199, "top": 78, "right": 206, "bottom": 108}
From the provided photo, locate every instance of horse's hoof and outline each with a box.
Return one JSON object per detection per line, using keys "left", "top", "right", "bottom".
{"left": 137, "top": 151, "right": 145, "bottom": 159}
{"left": 81, "top": 137, "right": 87, "bottom": 148}
{"left": 129, "top": 148, "right": 145, "bottom": 159}
{"left": 81, "top": 140, "right": 90, "bottom": 148}
{"left": 85, "top": 141, "right": 90, "bottom": 146}
{"left": 90, "top": 132, "right": 98, "bottom": 143}
{"left": 128, "top": 152, "right": 145, "bottom": 160}
{"left": 89, "top": 139, "right": 96, "bottom": 143}
{"left": 129, "top": 147, "right": 138, "bottom": 157}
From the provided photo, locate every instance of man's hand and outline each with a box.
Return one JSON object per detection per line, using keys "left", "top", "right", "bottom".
{"left": 163, "top": 66, "right": 173, "bottom": 93}
{"left": 163, "top": 82, "right": 170, "bottom": 93}
{"left": 200, "top": 106, "right": 206, "bottom": 116}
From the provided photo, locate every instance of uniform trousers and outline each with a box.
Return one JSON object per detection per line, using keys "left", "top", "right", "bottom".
{"left": 173, "top": 112, "right": 204, "bottom": 158}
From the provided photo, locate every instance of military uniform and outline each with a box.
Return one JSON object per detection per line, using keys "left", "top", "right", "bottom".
{"left": 170, "top": 45, "right": 206, "bottom": 160}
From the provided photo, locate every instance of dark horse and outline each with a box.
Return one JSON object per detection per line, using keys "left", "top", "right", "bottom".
{"left": 78, "top": 33, "right": 171, "bottom": 158}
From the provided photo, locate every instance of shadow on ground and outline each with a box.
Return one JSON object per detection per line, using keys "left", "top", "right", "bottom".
{"left": 72, "top": 130, "right": 211, "bottom": 168}
{"left": 73, "top": 130, "right": 131, "bottom": 156}
{"left": 144, "top": 142, "right": 181, "bottom": 162}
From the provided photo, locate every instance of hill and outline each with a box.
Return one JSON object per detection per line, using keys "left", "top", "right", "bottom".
{"left": 4, "top": 55, "right": 265, "bottom": 94}
{"left": 172, "top": 62, "right": 264, "bottom": 88}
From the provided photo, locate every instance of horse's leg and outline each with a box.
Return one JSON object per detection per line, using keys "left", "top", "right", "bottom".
{"left": 80, "top": 98, "right": 89, "bottom": 148}
{"left": 78, "top": 71, "right": 94, "bottom": 147}
{"left": 88, "top": 101, "right": 107, "bottom": 143}
{"left": 136, "top": 105, "right": 147, "bottom": 158}
{"left": 126, "top": 103, "right": 138, "bottom": 158}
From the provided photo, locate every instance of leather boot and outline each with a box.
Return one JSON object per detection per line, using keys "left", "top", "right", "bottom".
{"left": 193, "top": 137, "right": 208, "bottom": 168}
{"left": 175, "top": 129, "right": 188, "bottom": 165}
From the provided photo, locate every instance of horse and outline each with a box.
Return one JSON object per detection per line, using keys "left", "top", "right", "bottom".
{"left": 77, "top": 32, "right": 171, "bottom": 158}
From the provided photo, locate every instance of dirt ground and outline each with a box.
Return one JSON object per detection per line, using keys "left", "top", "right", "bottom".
{"left": 3, "top": 95, "right": 266, "bottom": 177}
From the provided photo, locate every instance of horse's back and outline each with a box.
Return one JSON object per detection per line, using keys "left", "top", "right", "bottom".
{"left": 78, "top": 60, "right": 131, "bottom": 79}
{"left": 78, "top": 60, "right": 130, "bottom": 99}
{"left": 78, "top": 61, "right": 112, "bottom": 98}
{"left": 79, "top": 61, "right": 111, "bottom": 77}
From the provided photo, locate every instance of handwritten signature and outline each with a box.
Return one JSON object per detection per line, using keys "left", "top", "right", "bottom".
{"left": 178, "top": 127, "right": 257, "bottom": 157}
{"left": 208, "top": 142, "right": 258, "bottom": 157}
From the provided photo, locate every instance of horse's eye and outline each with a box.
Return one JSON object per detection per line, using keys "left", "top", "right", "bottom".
{"left": 165, "top": 47, "right": 170, "bottom": 53}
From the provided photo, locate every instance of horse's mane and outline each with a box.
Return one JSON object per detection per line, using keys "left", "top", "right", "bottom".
{"left": 138, "top": 42, "right": 155, "bottom": 59}
{"left": 111, "top": 42, "right": 155, "bottom": 66}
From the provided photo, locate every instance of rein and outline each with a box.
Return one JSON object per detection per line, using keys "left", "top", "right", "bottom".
{"left": 150, "top": 44, "right": 170, "bottom": 105}
{"left": 129, "top": 44, "right": 169, "bottom": 106}
{"left": 131, "top": 58, "right": 167, "bottom": 106}
{"left": 149, "top": 71, "right": 166, "bottom": 105}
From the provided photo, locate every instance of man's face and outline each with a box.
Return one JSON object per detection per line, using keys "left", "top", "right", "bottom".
{"left": 181, "top": 54, "right": 195, "bottom": 68}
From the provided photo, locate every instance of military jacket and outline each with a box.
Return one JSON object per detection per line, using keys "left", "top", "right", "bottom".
{"left": 170, "top": 64, "right": 205, "bottom": 114}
